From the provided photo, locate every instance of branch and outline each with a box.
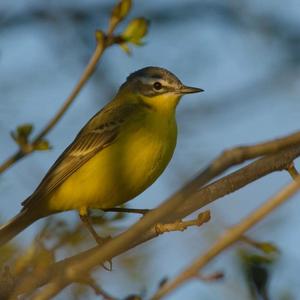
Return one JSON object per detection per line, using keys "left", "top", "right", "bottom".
{"left": 150, "top": 176, "right": 300, "bottom": 300}
{"left": 30, "top": 279, "right": 68, "bottom": 300}
{"left": 173, "top": 143, "right": 300, "bottom": 220}
{"left": 154, "top": 211, "right": 210, "bottom": 234}
{"left": 0, "top": 47, "right": 109, "bottom": 174}
{"left": 286, "top": 162, "right": 299, "bottom": 179}
{"left": 0, "top": 43, "right": 107, "bottom": 174}
{"left": 1, "top": 39, "right": 110, "bottom": 174}
{"left": 19, "top": 136, "right": 300, "bottom": 298}
{"left": 182, "top": 130, "right": 300, "bottom": 195}
{"left": 41, "top": 142, "right": 300, "bottom": 277}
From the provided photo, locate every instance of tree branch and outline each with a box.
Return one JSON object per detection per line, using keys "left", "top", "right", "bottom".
{"left": 286, "top": 162, "right": 299, "bottom": 179}
{"left": 154, "top": 211, "right": 210, "bottom": 234}
{"left": 151, "top": 175, "right": 300, "bottom": 300}
{"left": 17, "top": 135, "right": 300, "bottom": 298}
{"left": 0, "top": 44, "right": 107, "bottom": 174}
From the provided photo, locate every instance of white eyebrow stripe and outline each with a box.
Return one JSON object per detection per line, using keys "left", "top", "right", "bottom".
{"left": 138, "top": 77, "right": 172, "bottom": 87}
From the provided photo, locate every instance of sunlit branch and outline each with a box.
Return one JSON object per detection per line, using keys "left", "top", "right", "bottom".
{"left": 286, "top": 162, "right": 299, "bottom": 180}
{"left": 154, "top": 211, "right": 210, "bottom": 234}
{"left": 151, "top": 175, "right": 300, "bottom": 300}
{"left": 27, "top": 136, "right": 300, "bottom": 298}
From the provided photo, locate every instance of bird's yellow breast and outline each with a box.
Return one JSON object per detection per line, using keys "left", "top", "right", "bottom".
{"left": 48, "top": 109, "right": 177, "bottom": 212}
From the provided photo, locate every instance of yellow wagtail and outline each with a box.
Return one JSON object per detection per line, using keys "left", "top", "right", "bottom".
{"left": 0, "top": 66, "right": 203, "bottom": 246}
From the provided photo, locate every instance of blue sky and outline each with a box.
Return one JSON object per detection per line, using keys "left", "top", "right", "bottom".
{"left": 1, "top": 1, "right": 300, "bottom": 299}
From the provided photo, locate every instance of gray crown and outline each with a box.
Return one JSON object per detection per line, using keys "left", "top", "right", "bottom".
{"left": 127, "top": 66, "right": 182, "bottom": 86}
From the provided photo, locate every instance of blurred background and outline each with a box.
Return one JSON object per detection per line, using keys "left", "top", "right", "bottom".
{"left": 1, "top": 0, "right": 300, "bottom": 299}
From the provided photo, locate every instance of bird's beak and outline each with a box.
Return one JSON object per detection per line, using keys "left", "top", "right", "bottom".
{"left": 178, "top": 85, "right": 204, "bottom": 94}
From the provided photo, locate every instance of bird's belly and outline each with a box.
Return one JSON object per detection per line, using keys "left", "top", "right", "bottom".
{"left": 114, "top": 133, "right": 173, "bottom": 202}
{"left": 48, "top": 122, "right": 176, "bottom": 211}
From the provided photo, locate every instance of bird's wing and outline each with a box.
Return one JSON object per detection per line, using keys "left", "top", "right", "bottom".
{"left": 22, "top": 102, "right": 140, "bottom": 207}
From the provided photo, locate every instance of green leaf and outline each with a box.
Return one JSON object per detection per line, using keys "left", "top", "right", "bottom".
{"left": 10, "top": 123, "right": 34, "bottom": 146}
{"left": 257, "top": 242, "right": 279, "bottom": 254}
{"left": 246, "top": 254, "right": 274, "bottom": 265}
{"left": 122, "top": 18, "right": 149, "bottom": 45}
{"left": 111, "top": 0, "right": 132, "bottom": 21}
{"left": 119, "top": 42, "right": 131, "bottom": 55}
{"left": 17, "top": 123, "right": 33, "bottom": 139}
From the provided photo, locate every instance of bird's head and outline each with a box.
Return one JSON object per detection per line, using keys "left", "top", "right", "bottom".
{"left": 118, "top": 66, "right": 203, "bottom": 112}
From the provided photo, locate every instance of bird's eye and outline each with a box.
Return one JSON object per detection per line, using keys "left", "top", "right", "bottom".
{"left": 153, "top": 82, "right": 162, "bottom": 90}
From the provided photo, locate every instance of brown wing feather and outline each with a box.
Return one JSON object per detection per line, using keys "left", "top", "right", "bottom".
{"left": 22, "top": 102, "right": 139, "bottom": 207}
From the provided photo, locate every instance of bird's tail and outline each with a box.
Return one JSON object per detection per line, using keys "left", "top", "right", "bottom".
{"left": 0, "top": 208, "right": 39, "bottom": 247}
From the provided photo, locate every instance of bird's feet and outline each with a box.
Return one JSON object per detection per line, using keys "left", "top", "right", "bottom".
{"left": 79, "top": 213, "right": 111, "bottom": 244}
{"left": 79, "top": 210, "right": 113, "bottom": 271}
{"left": 94, "top": 234, "right": 112, "bottom": 246}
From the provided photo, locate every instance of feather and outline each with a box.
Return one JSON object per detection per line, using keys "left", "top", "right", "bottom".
{"left": 22, "top": 102, "right": 139, "bottom": 207}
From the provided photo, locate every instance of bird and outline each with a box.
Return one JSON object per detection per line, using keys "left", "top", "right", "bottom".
{"left": 0, "top": 66, "right": 203, "bottom": 246}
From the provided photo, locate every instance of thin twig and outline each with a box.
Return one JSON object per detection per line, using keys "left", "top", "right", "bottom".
{"left": 0, "top": 33, "right": 115, "bottom": 174}
{"left": 173, "top": 144, "right": 300, "bottom": 221}
{"left": 76, "top": 276, "right": 117, "bottom": 300}
{"left": 155, "top": 211, "right": 210, "bottom": 234}
{"left": 34, "top": 44, "right": 105, "bottom": 142}
{"left": 0, "top": 0, "right": 136, "bottom": 174}
{"left": 195, "top": 272, "right": 224, "bottom": 282}
{"left": 182, "top": 130, "right": 300, "bottom": 197}
{"left": 150, "top": 175, "right": 300, "bottom": 300}
{"left": 286, "top": 162, "right": 299, "bottom": 180}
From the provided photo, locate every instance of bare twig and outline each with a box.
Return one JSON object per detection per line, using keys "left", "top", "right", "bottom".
{"left": 155, "top": 211, "right": 210, "bottom": 234}
{"left": 76, "top": 276, "right": 117, "bottom": 300}
{"left": 182, "top": 130, "right": 300, "bottom": 197}
{"left": 0, "top": 42, "right": 106, "bottom": 174}
{"left": 286, "top": 162, "right": 299, "bottom": 180}
{"left": 150, "top": 175, "right": 300, "bottom": 300}
{"left": 173, "top": 144, "right": 300, "bottom": 220}
{"left": 195, "top": 272, "right": 224, "bottom": 282}
{"left": 0, "top": 10, "right": 130, "bottom": 174}
{"left": 0, "top": 152, "right": 24, "bottom": 174}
